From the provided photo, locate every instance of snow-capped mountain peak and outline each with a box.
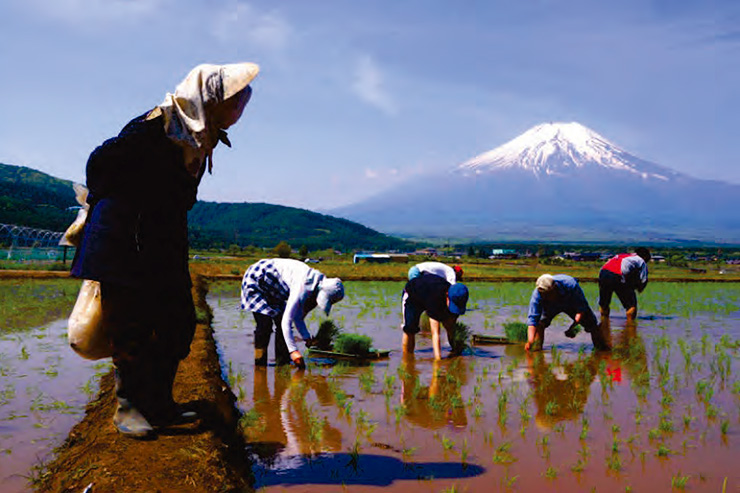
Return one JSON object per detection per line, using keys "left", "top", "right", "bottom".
{"left": 458, "top": 122, "right": 671, "bottom": 180}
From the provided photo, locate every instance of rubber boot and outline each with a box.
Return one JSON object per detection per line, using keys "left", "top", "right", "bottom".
{"left": 148, "top": 358, "right": 198, "bottom": 427}
{"left": 113, "top": 364, "right": 154, "bottom": 438}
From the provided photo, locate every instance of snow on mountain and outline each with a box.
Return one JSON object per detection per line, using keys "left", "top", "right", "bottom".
{"left": 332, "top": 121, "right": 740, "bottom": 243}
{"left": 457, "top": 122, "right": 676, "bottom": 181}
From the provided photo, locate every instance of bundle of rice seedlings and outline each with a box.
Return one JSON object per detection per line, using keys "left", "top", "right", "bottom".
{"left": 333, "top": 333, "right": 373, "bottom": 356}
{"left": 450, "top": 321, "right": 471, "bottom": 354}
{"left": 314, "top": 320, "right": 342, "bottom": 351}
{"left": 503, "top": 321, "right": 529, "bottom": 342}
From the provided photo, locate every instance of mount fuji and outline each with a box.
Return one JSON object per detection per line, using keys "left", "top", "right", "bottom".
{"left": 332, "top": 122, "right": 740, "bottom": 243}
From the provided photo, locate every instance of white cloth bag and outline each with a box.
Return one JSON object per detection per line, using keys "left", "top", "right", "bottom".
{"left": 68, "top": 280, "right": 112, "bottom": 360}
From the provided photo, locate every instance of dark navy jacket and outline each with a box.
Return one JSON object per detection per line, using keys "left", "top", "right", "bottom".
{"left": 71, "top": 113, "right": 198, "bottom": 289}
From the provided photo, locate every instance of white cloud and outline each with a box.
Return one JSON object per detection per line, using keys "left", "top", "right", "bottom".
{"left": 364, "top": 168, "right": 378, "bottom": 179}
{"left": 351, "top": 54, "right": 397, "bottom": 116}
{"left": 211, "top": 1, "right": 291, "bottom": 52}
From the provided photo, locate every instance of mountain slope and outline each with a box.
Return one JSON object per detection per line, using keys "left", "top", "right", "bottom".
{"left": 188, "top": 201, "right": 411, "bottom": 250}
{"left": 0, "top": 162, "right": 411, "bottom": 250}
{"left": 0, "top": 163, "right": 78, "bottom": 231}
{"left": 332, "top": 122, "right": 740, "bottom": 243}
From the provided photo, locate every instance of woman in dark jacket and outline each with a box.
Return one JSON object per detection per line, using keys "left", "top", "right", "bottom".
{"left": 72, "top": 63, "right": 259, "bottom": 438}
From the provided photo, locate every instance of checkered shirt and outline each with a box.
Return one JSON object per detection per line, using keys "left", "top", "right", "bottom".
{"left": 241, "top": 259, "right": 291, "bottom": 317}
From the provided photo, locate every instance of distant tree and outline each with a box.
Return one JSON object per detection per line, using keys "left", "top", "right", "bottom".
{"left": 298, "top": 244, "right": 309, "bottom": 258}
{"left": 227, "top": 244, "right": 241, "bottom": 255}
{"left": 467, "top": 246, "right": 475, "bottom": 257}
{"left": 273, "top": 241, "right": 292, "bottom": 258}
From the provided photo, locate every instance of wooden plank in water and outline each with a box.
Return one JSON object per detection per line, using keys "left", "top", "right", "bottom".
{"left": 472, "top": 334, "right": 518, "bottom": 345}
{"left": 307, "top": 348, "right": 391, "bottom": 360}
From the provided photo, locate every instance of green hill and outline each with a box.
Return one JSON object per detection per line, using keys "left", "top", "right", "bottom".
{"left": 0, "top": 163, "right": 411, "bottom": 251}
{"left": 0, "top": 163, "right": 78, "bottom": 231}
{"left": 188, "top": 201, "right": 411, "bottom": 251}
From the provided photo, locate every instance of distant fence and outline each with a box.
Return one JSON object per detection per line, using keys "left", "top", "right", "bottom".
{"left": 0, "top": 223, "right": 73, "bottom": 262}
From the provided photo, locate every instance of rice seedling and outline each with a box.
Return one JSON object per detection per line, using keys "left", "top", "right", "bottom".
{"left": 314, "top": 319, "right": 342, "bottom": 350}
{"left": 544, "top": 466, "right": 558, "bottom": 480}
{"left": 492, "top": 441, "right": 515, "bottom": 465}
{"left": 334, "top": 333, "right": 373, "bottom": 356}
{"left": 720, "top": 419, "right": 729, "bottom": 435}
{"left": 607, "top": 454, "right": 623, "bottom": 472}
{"left": 545, "top": 400, "right": 558, "bottom": 416}
{"left": 503, "top": 321, "right": 528, "bottom": 343}
{"left": 656, "top": 444, "right": 673, "bottom": 457}
{"left": 671, "top": 472, "right": 690, "bottom": 489}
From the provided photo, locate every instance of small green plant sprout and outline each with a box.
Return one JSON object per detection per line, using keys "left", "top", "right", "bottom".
{"left": 492, "top": 442, "right": 515, "bottom": 465}
{"left": 607, "top": 454, "right": 623, "bottom": 472}
{"left": 720, "top": 419, "right": 729, "bottom": 435}
{"left": 656, "top": 443, "right": 673, "bottom": 457}
{"left": 359, "top": 370, "right": 375, "bottom": 393}
{"left": 314, "top": 319, "right": 342, "bottom": 350}
{"left": 503, "top": 321, "right": 528, "bottom": 343}
{"left": 346, "top": 440, "right": 361, "bottom": 472}
{"left": 571, "top": 458, "right": 586, "bottom": 473}
{"left": 441, "top": 435, "right": 456, "bottom": 451}
{"left": 544, "top": 466, "right": 558, "bottom": 480}
{"left": 545, "top": 400, "right": 559, "bottom": 416}
{"left": 671, "top": 472, "right": 690, "bottom": 490}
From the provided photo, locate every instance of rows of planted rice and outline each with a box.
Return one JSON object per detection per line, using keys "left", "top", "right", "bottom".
{"left": 209, "top": 281, "right": 740, "bottom": 492}
{"left": 0, "top": 279, "right": 109, "bottom": 492}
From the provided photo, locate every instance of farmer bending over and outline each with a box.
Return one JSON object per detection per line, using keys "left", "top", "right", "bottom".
{"left": 525, "top": 274, "right": 609, "bottom": 352}
{"left": 241, "top": 258, "right": 344, "bottom": 369}
{"left": 598, "top": 247, "right": 651, "bottom": 324}
{"left": 401, "top": 274, "right": 469, "bottom": 360}
{"left": 408, "top": 261, "right": 464, "bottom": 284}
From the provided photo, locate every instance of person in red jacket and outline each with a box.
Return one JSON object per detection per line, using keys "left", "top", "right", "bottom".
{"left": 598, "top": 247, "right": 651, "bottom": 324}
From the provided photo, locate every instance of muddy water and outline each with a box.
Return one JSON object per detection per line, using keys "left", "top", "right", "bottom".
{"left": 209, "top": 281, "right": 740, "bottom": 492}
{"left": 0, "top": 301, "right": 109, "bottom": 492}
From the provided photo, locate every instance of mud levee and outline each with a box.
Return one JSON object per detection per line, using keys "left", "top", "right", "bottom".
{"left": 36, "top": 275, "right": 253, "bottom": 493}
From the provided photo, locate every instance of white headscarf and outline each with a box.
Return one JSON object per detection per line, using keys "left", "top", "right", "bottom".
{"left": 157, "top": 63, "right": 259, "bottom": 177}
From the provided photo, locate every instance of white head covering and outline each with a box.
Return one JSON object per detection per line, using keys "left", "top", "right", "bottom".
{"left": 157, "top": 62, "right": 259, "bottom": 177}
{"left": 316, "top": 278, "right": 345, "bottom": 315}
{"left": 536, "top": 274, "right": 555, "bottom": 293}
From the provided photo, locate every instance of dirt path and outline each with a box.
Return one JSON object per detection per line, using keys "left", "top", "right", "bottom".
{"left": 36, "top": 275, "right": 253, "bottom": 493}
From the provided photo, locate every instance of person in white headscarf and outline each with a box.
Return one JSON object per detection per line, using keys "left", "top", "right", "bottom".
{"left": 71, "top": 63, "right": 259, "bottom": 438}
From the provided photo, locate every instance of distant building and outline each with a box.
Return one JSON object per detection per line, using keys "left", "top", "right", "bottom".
{"left": 490, "top": 249, "right": 519, "bottom": 259}
{"left": 353, "top": 253, "right": 391, "bottom": 264}
{"left": 414, "top": 248, "right": 439, "bottom": 257}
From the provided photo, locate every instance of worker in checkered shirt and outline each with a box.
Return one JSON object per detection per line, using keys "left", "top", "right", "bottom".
{"left": 241, "top": 258, "right": 344, "bottom": 368}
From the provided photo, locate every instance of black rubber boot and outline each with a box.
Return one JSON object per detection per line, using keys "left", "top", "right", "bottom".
{"left": 147, "top": 358, "right": 198, "bottom": 427}
{"left": 113, "top": 364, "right": 154, "bottom": 438}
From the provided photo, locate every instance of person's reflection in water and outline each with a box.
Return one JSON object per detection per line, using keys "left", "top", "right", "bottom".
{"left": 249, "top": 367, "right": 290, "bottom": 466}
{"left": 248, "top": 368, "right": 344, "bottom": 465}
{"left": 281, "top": 372, "right": 343, "bottom": 456}
{"left": 525, "top": 350, "right": 600, "bottom": 431}
{"left": 610, "top": 318, "right": 650, "bottom": 401}
{"left": 399, "top": 355, "right": 468, "bottom": 429}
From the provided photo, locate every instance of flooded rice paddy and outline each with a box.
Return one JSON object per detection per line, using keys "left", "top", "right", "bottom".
{"left": 0, "top": 279, "right": 109, "bottom": 493}
{"left": 0, "top": 279, "right": 738, "bottom": 492}
{"left": 209, "top": 281, "right": 740, "bottom": 492}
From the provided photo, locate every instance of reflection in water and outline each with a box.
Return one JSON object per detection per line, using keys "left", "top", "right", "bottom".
{"left": 247, "top": 369, "right": 343, "bottom": 470}
{"left": 526, "top": 351, "right": 598, "bottom": 430}
{"left": 209, "top": 283, "right": 740, "bottom": 492}
{"left": 399, "top": 356, "right": 470, "bottom": 429}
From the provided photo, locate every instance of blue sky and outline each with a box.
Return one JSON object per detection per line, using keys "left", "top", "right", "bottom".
{"left": 0, "top": 0, "right": 737, "bottom": 210}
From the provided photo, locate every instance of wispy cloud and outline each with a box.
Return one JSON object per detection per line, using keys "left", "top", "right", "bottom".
{"left": 211, "top": 1, "right": 291, "bottom": 52}
{"left": 351, "top": 54, "right": 397, "bottom": 116}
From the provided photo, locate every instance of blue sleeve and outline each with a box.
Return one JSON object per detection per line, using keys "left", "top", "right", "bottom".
{"left": 527, "top": 289, "right": 542, "bottom": 326}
